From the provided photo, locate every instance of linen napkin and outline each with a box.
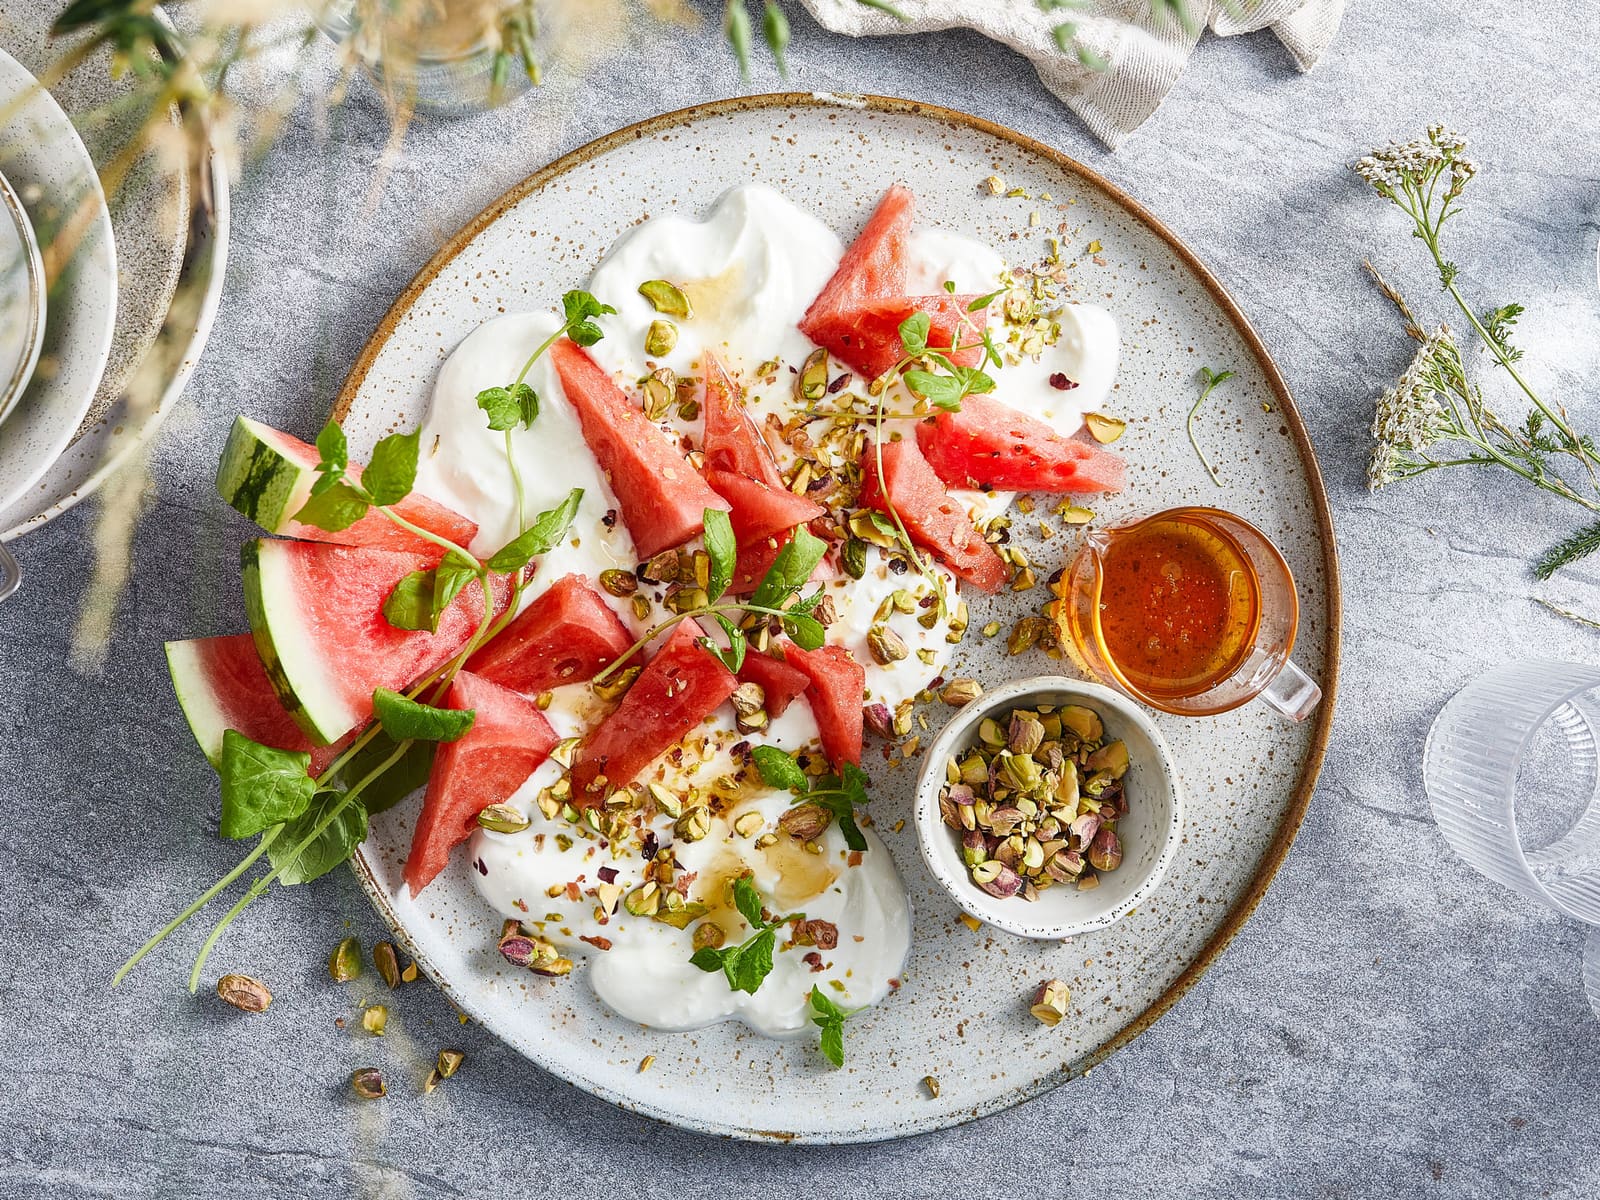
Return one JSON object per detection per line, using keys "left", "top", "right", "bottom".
{"left": 797, "top": 0, "right": 1345, "bottom": 148}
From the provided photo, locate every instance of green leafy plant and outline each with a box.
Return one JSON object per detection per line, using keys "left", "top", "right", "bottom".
{"left": 1188, "top": 366, "right": 1232, "bottom": 487}
{"left": 808, "top": 985, "right": 858, "bottom": 1067}
{"left": 1356, "top": 127, "right": 1600, "bottom": 578}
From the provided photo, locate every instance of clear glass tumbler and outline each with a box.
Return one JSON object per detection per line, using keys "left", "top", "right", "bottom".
{"left": 1423, "top": 660, "right": 1600, "bottom": 1018}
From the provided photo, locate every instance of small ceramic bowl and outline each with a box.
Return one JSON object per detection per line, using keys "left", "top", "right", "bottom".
{"left": 914, "top": 676, "right": 1184, "bottom": 940}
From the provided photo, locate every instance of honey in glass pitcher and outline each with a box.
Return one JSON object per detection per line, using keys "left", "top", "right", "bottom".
{"left": 1093, "top": 512, "right": 1261, "bottom": 699}
{"left": 1058, "top": 507, "right": 1319, "bottom": 720}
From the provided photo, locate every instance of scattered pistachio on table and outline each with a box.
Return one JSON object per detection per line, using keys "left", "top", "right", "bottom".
{"left": 938, "top": 702, "right": 1131, "bottom": 900}
{"left": 351, "top": 1067, "right": 386, "bottom": 1100}
{"left": 328, "top": 936, "right": 362, "bottom": 983}
{"left": 373, "top": 941, "right": 402, "bottom": 989}
{"left": 362, "top": 1004, "right": 388, "bottom": 1036}
{"left": 216, "top": 973, "right": 272, "bottom": 1013}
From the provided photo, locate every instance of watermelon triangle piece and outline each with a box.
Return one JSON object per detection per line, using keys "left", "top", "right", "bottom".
{"left": 804, "top": 293, "right": 988, "bottom": 382}
{"left": 781, "top": 642, "right": 866, "bottom": 768}
{"left": 166, "top": 634, "right": 350, "bottom": 776}
{"left": 701, "top": 353, "right": 783, "bottom": 487}
{"left": 467, "top": 573, "right": 634, "bottom": 695}
{"left": 217, "top": 416, "right": 477, "bottom": 559}
{"left": 548, "top": 340, "right": 729, "bottom": 561}
{"left": 242, "top": 538, "right": 512, "bottom": 746}
{"left": 799, "top": 185, "right": 914, "bottom": 342}
{"left": 727, "top": 532, "right": 788, "bottom": 597}
{"left": 404, "top": 671, "right": 559, "bottom": 895}
{"left": 704, "top": 468, "right": 824, "bottom": 546}
{"left": 916, "top": 394, "right": 1126, "bottom": 494}
{"left": 858, "top": 438, "right": 1009, "bottom": 592}
{"left": 569, "top": 621, "right": 738, "bottom": 806}
{"left": 736, "top": 646, "right": 811, "bottom": 718}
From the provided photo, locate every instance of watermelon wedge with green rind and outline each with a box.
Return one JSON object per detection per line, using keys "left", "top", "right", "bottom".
{"left": 701, "top": 352, "right": 784, "bottom": 487}
{"left": 242, "top": 538, "right": 510, "bottom": 745}
{"left": 569, "top": 621, "right": 738, "bottom": 806}
{"left": 216, "top": 415, "right": 478, "bottom": 558}
{"left": 858, "top": 437, "right": 1009, "bottom": 592}
{"left": 548, "top": 340, "right": 729, "bottom": 561}
{"left": 799, "top": 185, "right": 913, "bottom": 342}
{"left": 916, "top": 394, "right": 1126, "bottom": 494}
{"left": 781, "top": 642, "right": 866, "bottom": 768}
{"left": 804, "top": 293, "right": 988, "bottom": 382}
{"left": 404, "top": 670, "right": 558, "bottom": 895}
{"left": 165, "top": 634, "right": 349, "bottom": 776}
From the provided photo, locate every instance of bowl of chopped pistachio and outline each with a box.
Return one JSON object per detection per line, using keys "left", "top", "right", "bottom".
{"left": 914, "top": 676, "right": 1184, "bottom": 940}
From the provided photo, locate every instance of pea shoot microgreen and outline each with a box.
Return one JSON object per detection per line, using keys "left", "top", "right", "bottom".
{"left": 1188, "top": 366, "right": 1232, "bottom": 487}
{"left": 751, "top": 745, "right": 870, "bottom": 852}
{"left": 688, "top": 875, "right": 801, "bottom": 995}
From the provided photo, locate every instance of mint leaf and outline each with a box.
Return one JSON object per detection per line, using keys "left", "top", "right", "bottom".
{"left": 811, "top": 792, "right": 867, "bottom": 852}
{"left": 476, "top": 386, "right": 522, "bottom": 431}
{"left": 968, "top": 288, "right": 1004, "bottom": 311}
{"left": 782, "top": 612, "right": 826, "bottom": 650}
{"left": 217, "top": 730, "right": 315, "bottom": 840}
{"left": 898, "top": 311, "right": 930, "bottom": 356}
{"left": 294, "top": 481, "right": 369, "bottom": 532}
{"left": 703, "top": 507, "right": 736, "bottom": 602}
{"left": 434, "top": 551, "right": 480, "bottom": 613}
{"left": 373, "top": 688, "right": 475, "bottom": 743}
{"left": 314, "top": 420, "right": 348, "bottom": 476}
{"left": 808, "top": 985, "right": 852, "bottom": 1067}
{"left": 704, "top": 612, "right": 746, "bottom": 673}
{"left": 561, "top": 290, "right": 617, "bottom": 348}
{"left": 749, "top": 525, "right": 827, "bottom": 611}
{"left": 959, "top": 366, "right": 997, "bottom": 396}
{"left": 732, "top": 875, "right": 767, "bottom": 928}
{"left": 515, "top": 383, "right": 540, "bottom": 427}
{"left": 729, "top": 928, "right": 775, "bottom": 994}
{"left": 361, "top": 429, "right": 420, "bottom": 507}
{"left": 383, "top": 569, "right": 438, "bottom": 631}
{"left": 752, "top": 745, "right": 809, "bottom": 794}
{"left": 487, "top": 487, "right": 583, "bottom": 573}
{"left": 904, "top": 370, "right": 963, "bottom": 408}
{"left": 268, "top": 791, "right": 369, "bottom": 886}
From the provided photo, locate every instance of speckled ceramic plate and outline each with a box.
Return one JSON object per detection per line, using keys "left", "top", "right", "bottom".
{"left": 332, "top": 94, "right": 1340, "bottom": 1143}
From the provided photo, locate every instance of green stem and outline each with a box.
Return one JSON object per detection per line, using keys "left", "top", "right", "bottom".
{"left": 373, "top": 504, "right": 477, "bottom": 565}
{"left": 505, "top": 429, "right": 526, "bottom": 530}
{"left": 1186, "top": 380, "right": 1226, "bottom": 488}
{"left": 111, "top": 831, "right": 276, "bottom": 987}
{"left": 593, "top": 601, "right": 819, "bottom": 684}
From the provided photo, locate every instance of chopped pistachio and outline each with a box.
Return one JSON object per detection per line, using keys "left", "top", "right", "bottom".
{"left": 798, "top": 347, "right": 829, "bottom": 403}
{"left": 675, "top": 807, "right": 713, "bottom": 842}
{"left": 477, "top": 803, "right": 531, "bottom": 834}
{"left": 1030, "top": 979, "right": 1071, "bottom": 1027}
{"left": 437, "top": 1049, "right": 465, "bottom": 1079}
{"left": 373, "top": 941, "right": 401, "bottom": 990}
{"left": 362, "top": 1005, "right": 388, "bottom": 1036}
{"left": 638, "top": 1054, "right": 657, "bottom": 1073}
{"left": 941, "top": 678, "right": 983, "bottom": 707}
{"left": 599, "top": 568, "right": 638, "bottom": 597}
{"left": 692, "top": 922, "right": 727, "bottom": 952}
{"left": 638, "top": 278, "right": 693, "bottom": 318}
{"left": 644, "top": 320, "right": 678, "bottom": 357}
{"left": 1084, "top": 412, "right": 1126, "bottom": 444}
{"left": 732, "top": 811, "right": 766, "bottom": 838}
{"left": 867, "top": 624, "right": 909, "bottom": 665}
{"left": 923, "top": 1075, "right": 941, "bottom": 1098}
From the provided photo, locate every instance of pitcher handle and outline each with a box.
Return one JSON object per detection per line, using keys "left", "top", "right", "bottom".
{"left": 1258, "top": 657, "right": 1321, "bottom": 722}
{"left": 0, "top": 542, "right": 18, "bottom": 604}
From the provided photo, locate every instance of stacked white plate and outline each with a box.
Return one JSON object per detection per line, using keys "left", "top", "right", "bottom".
{"left": 0, "top": 7, "right": 229, "bottom": 584}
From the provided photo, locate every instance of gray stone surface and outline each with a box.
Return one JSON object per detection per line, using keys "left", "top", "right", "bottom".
{"left": 3, "top": 0, "right": 1600, "bottom": 1194}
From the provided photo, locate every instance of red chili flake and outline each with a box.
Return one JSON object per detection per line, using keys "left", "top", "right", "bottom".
{"left": 564, "top": 881, "right": 580, "bottom": 902}
{"left": 888, "top": 977, "right": 902, "bottom": 989}
{"left": 579, "top": 935, "right": 613, "bottom": 952}
{"left": 847, "top": 851, "right": 863, "bottom": 868}
{"left": 1048, "top": 373, "right": 1079, "bottom": 391}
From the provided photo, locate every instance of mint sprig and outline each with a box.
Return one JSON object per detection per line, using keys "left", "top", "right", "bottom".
{"left": 372, "top": 688, "right": 475, "bottom": 743}
{"left": 808, "top": 985, "right": 858, "bottom": 1067}
{"left": 752, "top": 746, "right": 870, "bottom": 852}
{"left": 688, "top": 876, "right": 800, "bottom": 995}
{"left": 217, "top": 730, "right": 314, "bottom": 840}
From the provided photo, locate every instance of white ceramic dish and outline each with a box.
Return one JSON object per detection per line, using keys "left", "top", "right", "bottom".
{"left": 328, "top": 94, "right": 1339, "bottom": 1143}
{"left": 0, "top": 168, "right": 45, "bottom": 424}
{"left": 0, "top": 46, "right": 117, "bottom": 515}
{"left": 915, "top": 676, "right": 1183, "bottom": 940}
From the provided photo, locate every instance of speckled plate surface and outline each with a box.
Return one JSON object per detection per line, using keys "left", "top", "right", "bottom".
{"left": 332, "top": 94, "right": 1340, "bottom": 1143}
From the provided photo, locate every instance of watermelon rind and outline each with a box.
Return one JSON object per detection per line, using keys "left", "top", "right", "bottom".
{"left": 216, "top": 415, "right": 318, "bottom": 536}
{"left": 241, "top": 538, "right": 347, "bottom": 746}
{"left": 164, "top": 639, "right": 232, "bottom": 765}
